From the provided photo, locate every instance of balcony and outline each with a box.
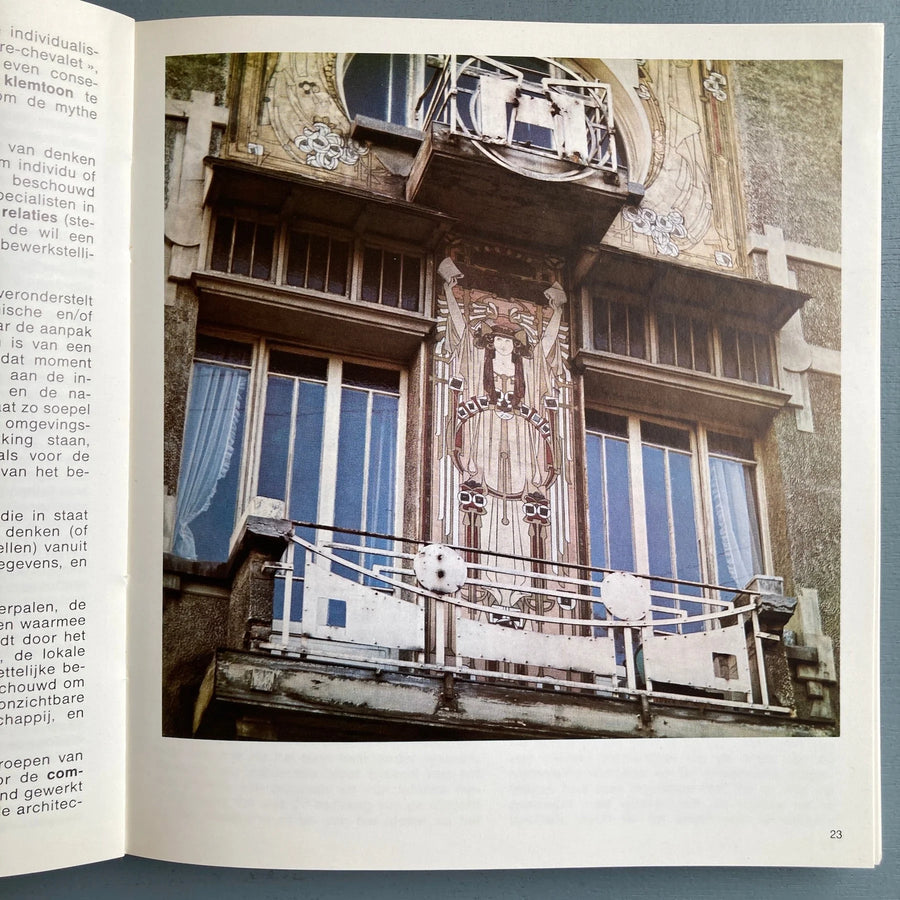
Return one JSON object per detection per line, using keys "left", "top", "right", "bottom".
{"left": 190, "top": 522, "right": 826, "bottom": 740}
{"left": 405, "top": 56, "right": 640, "bottom": 249}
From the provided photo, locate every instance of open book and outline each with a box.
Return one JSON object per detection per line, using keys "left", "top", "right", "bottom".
{"left": 0, "top": 0, "right": 883, "bottom": 877}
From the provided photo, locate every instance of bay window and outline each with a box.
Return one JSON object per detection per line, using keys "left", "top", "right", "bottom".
{"left": 206, "top": 213, "right": 426, "bottom": 313}
{"left": 589, "top": 293, "right": 776, "bottom": 388}
{"left": 585, "top": 410, "right": 767, "bottom": 637}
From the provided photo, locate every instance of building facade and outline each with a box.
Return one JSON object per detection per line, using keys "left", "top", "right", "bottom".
{"left": 162, "top": 53, "right": 841, "bottom": 740}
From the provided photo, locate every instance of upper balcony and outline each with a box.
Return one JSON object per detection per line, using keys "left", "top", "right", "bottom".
{"left": 404, "top": 56, "right": 642, "bottom": 249}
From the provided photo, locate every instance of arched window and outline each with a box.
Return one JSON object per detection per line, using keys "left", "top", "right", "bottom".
{"left": 342, "top": 54, "right": 441, "bottom": 128}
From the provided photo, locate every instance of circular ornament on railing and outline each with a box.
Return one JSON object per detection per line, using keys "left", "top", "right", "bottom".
{"left": 413, "top": 544, "right": 467, "bottom": 594}
{"left": 599, "top": 571, "right": 651, "bottom": 620}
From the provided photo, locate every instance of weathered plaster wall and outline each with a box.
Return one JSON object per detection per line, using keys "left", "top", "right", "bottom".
{"left": 166, "top": 53, "right": 230, "bottom": 104}
{"left": 732, "top": 60, "right": 841, "bottom": 722}
{"left": 731, "top": 60, "right": 842, "bottom": 255}
{"left": 163, "top": 284, "right": 199, "bottom": 497}
{"left": 162, "top": 583, "right": 229, "bottom": 737}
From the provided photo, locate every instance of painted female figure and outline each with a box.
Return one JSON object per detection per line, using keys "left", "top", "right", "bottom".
{"left": 435, "top": 256, "right": 573, "bottom": 618}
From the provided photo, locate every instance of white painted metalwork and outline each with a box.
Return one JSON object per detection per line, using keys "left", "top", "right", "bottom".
{"left": 418, "top": 55, "right": 620, "bottom": 182}
{"left": 269, "top": 531, "right": 788, "bottom": 715}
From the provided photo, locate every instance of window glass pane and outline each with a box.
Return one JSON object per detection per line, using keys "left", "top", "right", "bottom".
{"left": 381, "top": 251, "right": 402, "bottom": 307}
{"left": 586, "top": 433, "right": 608, "bottom": 570}
{"left": 285, "top": 230, "right": 310, "bottom": 287}
{"left": 755, "top": 334, "right": 773, "bottom": 386}
{"left": 364, "top": 393, "right": 399, "bottom": 579}
{"left": 628, "top": 306, "right": 646, "bottom": 359}
{"left": 327, "top": 238, "right": 350, "bottom": 295}
{"left": 610, "top": 301, "right": 628, "bottom": 355}
{"left": 268, "top": 351, "right": 327, "bottom": 381}
{"left": 721, "top": 327, "right": 739, "bottom": 379}
{"left": 306, "top": 233, "right": 329, "bottom": 292}
{"left": 642, "top": 445, "right": 672, "bottom": 580}
{"left": 641, "top": 420, "right": 690, "bottom": 452}
{"left": 606, "top": 438, "right": 634, "bottom": 571}
{"left": 389, "top": 55, "right": 411, "bottom": 124}
{"left": 692, "top": 319, "right": 710, "bottom": 372}
{"left": 592, "top": 297, "right": 609, "bottom": 352}
{"left": 210, "top": 216, "right": 233, "bottom": 272}
{"left": 344, "top": 53, "right": 392, "bottom": 122}
{"left": 657, "top": 313, "right": 675, "bottom": 365}
{"left": 669, "top": 452, "right": 701, "bottom": 583}
{"left": 585, "top": 409, "right": 628, "bottom": 437}
{"left": 257, "top": 375, "right": 294, "bottom": 503}
{"left": 172, "top": 361, "right": 248, "bottom": 562}
{"left": 342, "top": 363, "right": 401, "bottom": 392}
{"left": 231, "top": 219, "right": 255, "bottom": 276}
{"left": 708, "top": 431, "right": 754, "bottom": 460}
{"left": 400, "top": 255, "right": 421, "bottom": 311}
{"left": 512, "top": 120, "right": 554, "bottom": 151}
{"left": 669, "top": 451, "right": 703, "bottom": 629}
{"left": 693, "top": 321, "right": 710, "bottom": 372}
{"left": 586, "top": 432, "right": 609, "bottom": 626}
{"left": 738, "top": 330, "right": 757, "bottom": 383}
{"left": 251, "top": 224, "right": 275, "bottom": 280}
{"left": 361, "top": 246, "right": 383, "bottom": 303}
{"left": 288, "top": 381, "right": 326, "bottom": 521}
{"left": 332, "top": 387, "right": 369, "bottom": 578}
{"left": 195, "top": 335, "right": 252, "bottom": 366}
{"left": 674, "top": 316, "right": 693, "bottom": 369}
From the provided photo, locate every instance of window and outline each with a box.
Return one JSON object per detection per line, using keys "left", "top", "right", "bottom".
{"left": 205, "top": 215, "right": 426, "bottom": 313}
{"left": 585, "top": 411, "right": 766, "bottom": 636}
{"left": 656, "top": 311, "right": 711, "bottom": 373}
{"left": 172, "top": 339, "right": 405, "bottom": 615}
{"left": 720, "top": 325, "right": 774, "bottom": 386}
{"left": 285, "top": 228, "right": 350, "bottom": 295}
{"left": 589, "top": 297, "right": 777, "bottom": 389}
{"left": 210, "top": 215, "right": 276, "bottom": 280}
{"left": 342, "top": 54, "right": 442, "bottom": 127}
{"left": 269, "top": 357, "right": 402, "bottom": 627}
{"left": 361, "top": 245, "right": 422, "bottom": 311}
{"left": 592, "top": 298, "right": 646, "bottom": 359}
{"left": 171, "top": 336, "right": 252, "bottom": 562}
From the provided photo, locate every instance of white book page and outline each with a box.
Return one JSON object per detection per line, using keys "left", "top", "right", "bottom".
{"left": 128, "top": 17, "right": 881, "bottom": 869}
{"left": 0, "top": 0, "right": 133, "bottom": 879}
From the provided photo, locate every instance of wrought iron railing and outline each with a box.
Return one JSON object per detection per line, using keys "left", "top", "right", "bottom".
{"left": 260, "top": 522, "right": 790, "bottom": 716}
{"left": 416, "top": 55, "right": 620, "bottom": 181}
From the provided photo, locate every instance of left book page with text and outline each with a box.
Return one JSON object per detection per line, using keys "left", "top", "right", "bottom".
{"left": 0, "top": 0, "right": 133, "bottom": 878}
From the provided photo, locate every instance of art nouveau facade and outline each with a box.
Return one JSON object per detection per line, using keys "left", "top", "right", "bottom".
{"left": 162, "top": 53, "right": 841, "bottom": 739}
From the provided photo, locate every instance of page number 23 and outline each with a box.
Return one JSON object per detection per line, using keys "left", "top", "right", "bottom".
{"left": 829, "top": 830, "right": 843, "bottom": 839}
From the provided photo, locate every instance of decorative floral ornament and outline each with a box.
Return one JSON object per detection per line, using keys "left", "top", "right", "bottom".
{"left": 622, "top": 205, "right": 687, "bottom": 258}
{"left": 293, "top": 121, "right": 369, "bottom": 170}
{"left": 702, "top": 70, "right": 728, "bottom": 102}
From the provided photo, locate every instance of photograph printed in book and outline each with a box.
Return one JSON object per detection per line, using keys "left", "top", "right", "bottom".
{"left": 161, "top": 52, "right": 841, "bottom": 740}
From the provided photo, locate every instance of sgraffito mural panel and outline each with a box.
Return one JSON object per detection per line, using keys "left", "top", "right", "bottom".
{"left": 604, "top": 59, "right": 748, "bottom": 275}
{"left": 431, "top": 243, "right": 582, "bottom": 659}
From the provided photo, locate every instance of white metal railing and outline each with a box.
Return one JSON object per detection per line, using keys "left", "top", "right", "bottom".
{"left": 417, "top": 55, "right": 620, "bottom": 181}
{"left": 260, "top": 527, "right": 790, "bottom": 716}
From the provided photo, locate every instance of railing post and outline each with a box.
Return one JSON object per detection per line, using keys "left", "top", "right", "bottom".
{"left": 280, "top": 541, "right": 294, "bottom": 647}
{"left": 751, "top": 609, "right": 769, "bottom": 707}
{"left": 623, "top": 626, "right": 636, "bottom": 690}
{"left": 434, "top": 598, "right": 446, "bottom": 667}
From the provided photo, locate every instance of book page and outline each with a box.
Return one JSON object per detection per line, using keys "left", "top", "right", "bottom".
{"left": 129, "top": 16, "right": 881, "bottom": 869}
{"left": 0, "top": 0, "right": 133, "bottom": 879}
